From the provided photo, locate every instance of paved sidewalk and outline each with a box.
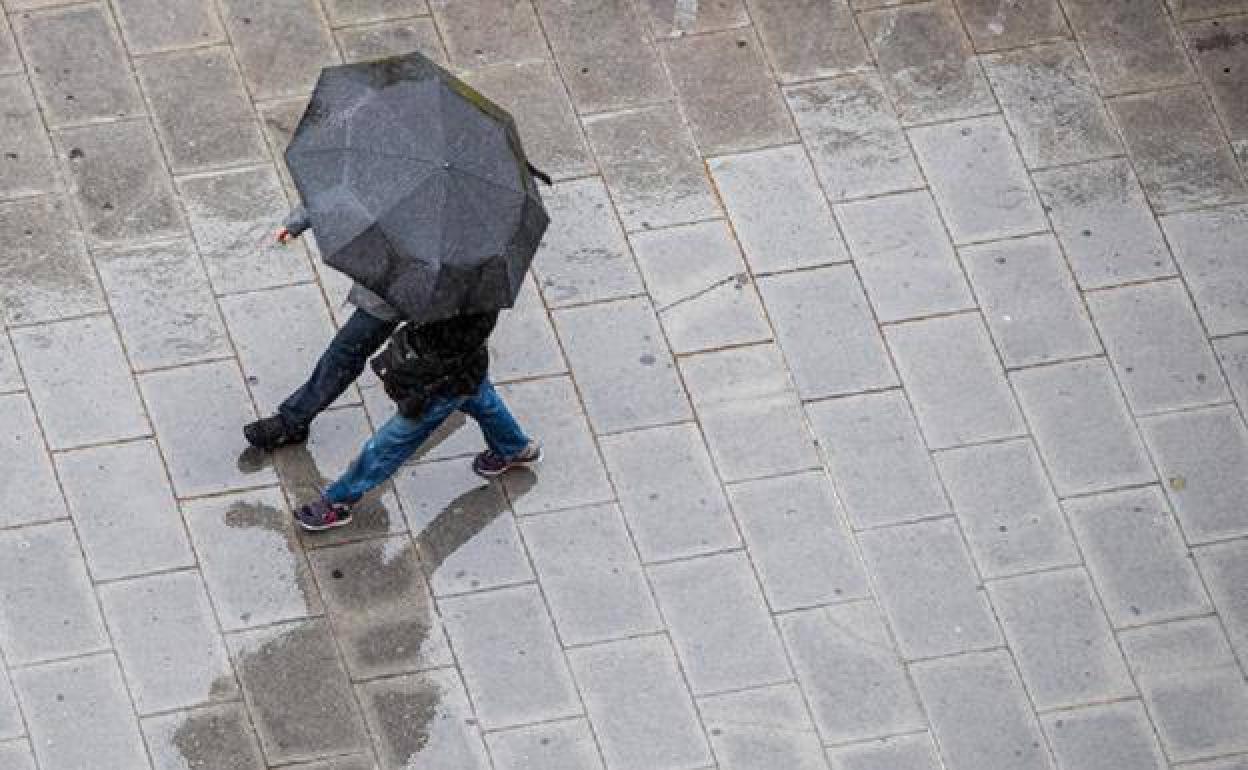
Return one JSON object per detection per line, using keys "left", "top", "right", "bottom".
{"left": 2, "top": 0, "right": 1248, "bottom": 768}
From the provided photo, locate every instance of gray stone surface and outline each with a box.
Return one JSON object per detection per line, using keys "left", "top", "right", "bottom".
{"left": 491, "top": 275, "right": 566, "bottom": 383}
{"left": 750, "top": 0, "right": 868, "bottom": 82}
{"left": 908, "top": 115, "right": 1048, "bottom": 245}
{"left": 0, "top": 670, "right": 17, "bottom": 741}
{"left": 430, "top": 0, "right": 546, "bottom": 68}
{"left": 826, "top": 733, "right": 942, "bottom": 770}
{"left": 640, "top": 0, "right": 748, "bottom": 37}
{"left": 709, "top": 144, "right": 849, "bottom": 274}
{"left": 1062, "top": 0, "right": 1194, "bottom": 95}
{"left": 1170, "top": 0, "right": 1248, "bottom": 17}
{"left": 112, "top": 0, "right": 226, "bottom": 53}
{"left": 12, "top": 316, "right": 149, "bottom": 450}
{"left": 568, "top": 635, "right": 712, "bottom": 770}
{"left": 0, "top": 741, "right": 34, "bottom": 770}
{"left": 519, "top": 504, "right": 662, "bottom": 646}
{"left": 1140, "top": 404, "right": 1248, "bottom": 544}
{"left": 218, "top": 0, "right": 339, "bottom": 100}
{"left": 936, "top": 438, "right": 1080, "bottom": 578}
{"left": 0, "top": 76, "right": 55, "bottom": 199}
{"left": 630, "top": 220, "right": 771, "bottom": 354}
{"left": 56, "top": 440, "right": 194, "bottom": 581}
{"left": 0, "top": 196, "right": 104, "bottom": 325}
{"left": 142, "top": 702, "right": 265, "bottom": 770}
{"left": 356, "top": 667, "right": 492, "bottom": 770}
{"left": 322, "top": 0, "right": 428, "bottom": 25}
{"left": 600, "top": 423, "right": 740, "bottom": 563}
{"left": 1216, "top": 334, "right": 1248, "bottom": 411}
{"left": 1196, "top": 539, "right": 1248, "bottom": 663}
{"left": 698, "top": 683, "right": 827, "bottom": 770}
{"left": 335, "top": 16, "right": 446, "bottom": 65}
{"left": 1011, "top": 359, "right": 1155, "bottom": 496}
{"left": 911, "top": 650, "right": 1054, "bottom": 770}
{"left": 486, "top": 718, "right": 604, "bottom": 770}
{"left": 961, "top": 234, "right": 1101, "bottom": 368}
{"left": 954, "top": 0, "right": 1067, "bottom": 51}
{"left": 1186, "top": 16, "right": 1248, "bottom": 142}
{"left": 1162, "top": 203, "right": 1248, "bottom": 336}
{"left": 779, "top": 602, "right": 924, "bottom": 744}
{"left": 785, "top": 74, "right": 923, "bottom": 203}
{"left": 836, "top": 190, "right": 974, "bottom": 323}
{"left": 98, "top": 570, "right": 236, "bottom": 715}
{"left": 807, "top": 390, "right": 950, "bottom": 530}
{"left": 0, "top": 393, "right": 69, "bottom": 528}
{"left": 0, "top": 11, "right": 18, "bottom": 74}
{"left": 859, "top": 518, "right": 1002, "bottom": 659}
{"left": 0, "top": 335, "right": 18, "bottom": 393}
{"left": 1041, "top": 701, "right": 1168, "bottom": 770}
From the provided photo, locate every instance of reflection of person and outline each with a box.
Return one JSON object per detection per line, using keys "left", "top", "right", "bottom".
{"left": 243, "top": 205, "right": 401, "bottom": 450}
{"left": 295, "top": 310, "right": 541, "bottom": 532}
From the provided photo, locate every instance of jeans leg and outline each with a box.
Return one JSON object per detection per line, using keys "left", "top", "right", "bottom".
{"left": 279, "top": 309, "right": 398, "bottom": 426}
{"left": 460, "top": 379, "right": 531, "bottom": 458}
{"left": 324, "top": 395, "right": 462, "bottom": 503}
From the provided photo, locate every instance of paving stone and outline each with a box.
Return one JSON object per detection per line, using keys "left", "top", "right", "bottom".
{"left": 0, "top": 335, "right": 18, "bottom": 392}
{"left": 0, "top": 393, "right": 68, "bottom": 528}
{"left": 531, "top": 177, "right": 643, "bottom": 307}
{"left": 322, "top": 0, "right": 427, "bottom": 25}
{"left": 1216, "top": 335, "right": 1248, "bottom": 410}
{"left": 785, "top": 75, "right": 923, "bottom": 202}
{"left": 600, "top": 423, "right": 740, "bottom": 562}
{"left": 885, "top": 313, "right": 1026, "bottom": 449}
{"left": 911, "top": 650, "right": 1054, "bottom": 770}
{"left": 1196, "top": 539, "right": 1248, "bottom": 664}
{"left": 440, "top": 583, "right": 580, "bottom": 729}
{"left": 1169, "top": 0, "right": 1248, "bottom": 17}
{"left": 56, "top": 441, "right": 194, "bottom": 581}
{"left": 487, "top": 718, "right": 604, "bottom": 770}
{"left": 1186, "top": 16, "right": 1248, "bottom": 141}
{"left": 463, "top": 60, "right": 593, "bottom": 179}
{"left": 229, "top": 618, "right": 371, "bottom": 764}
{"left": 15, "top": 4, "right": 143, "bottom": 125}
{"left": 806, "top": 390, "right": 950, "bottom": 529}
{"left": 826, "top": 733, "right": 942, "bottom": 770}
{"left": 140, "top": 361, "right": 277, "bottom": 496}
{"left": 568, "top": 635, "right": 712, "bottom": 770}
{"left": 0, "top": 741, "right": 34, "bottom": 770}
{"left": 0, "top": 663, "right": 19, "bottom": 741}
{"left": 679, "top": 344, "right": 819, "bottom": 483}
{"left": 1183, "top": 759, "right": 1248, "bottom": 770}
{"left": 553, "top": 297, "right": 690, "bottom": 434}
{"left": 219, "top": 0, "right": 339, "bottom": 99}
{"left": 0, "top": 75, "right": 56, "bottom": 199}
{"left": 640, "top": 0, "right": 747, "bottom": 37}
{"left": 1140, "top": 404, "right": 1248, "bottom": 544}
{"left": 630, "top": 220, "right": 771, "bottom": 354}
{"left": 1010, "top": 359, "right": 1155, "bottom": 496}
{"left": 858, "top": 2, "right": 996, "bottom": 124}
{"left": 758, "top": 265, "right": 897, "bottom": 399}
{"left": 357, "top": 669, "right": 491, "bottom": 770}
{"left": 13, "top": 654, "right": 149, "bottom": 770}
{"left": 142, "top": 702, "right": 266, "bottom": 770}
{"left": 519, "top": 503, "right": 662, "bottom": 646}
{"left": 649, "top": 551, "right": 790, "bottom": 695}
{"left": 112, "top": 0, "right": 226, "bottom": 53}
{"left": 136, "top": 47, "right": 268, "bottom": 173}
{"left": 307, "top": 536, "right": 451, "bottom": 679}
{"left": 859, "top": 518, "right": 1002, "bottom": 659}
{"left": 0, "top": 197, "right": 102, "bottom": 325}
{"left": 429, "top": 0, "right": 545, "bottom": 68}
{"left": 988, "top": 568, "right": 1134, "bottom": 710}
{"left": 1110, "top": 87, "right": 1247, "bottom": 213}
{"left": 54, "top": 119, "right": 184, "bottom": 245}
{"left": 749, "top": 0, "right": 868, "bottom": 82}
{"left": 178, "top": 166, "right": 316, "bottom": 295}
{"left": 1041, "top": 701, "right": 1168, "bottom": 770}
{"left": 954, "top": 0, "right": 1068, "bottom": 51}
{"left": 99, "top": 570, "right": 236, "bottom": 715}
{"left": 908, "top": 116, "right": 1048, "bottom": 244}
{"left": 1062, "top": 0, "right": 1193, "bottom": 94}
{"left": 961, "top": 235, "right": 1101, "bottom": 368}
{"left": 708, "top": 144, "right": 849, "bottom": 275}
{"left": 727, "top": 471, "right": 869, "bottom": 611}
{"left": 835, "top": 190, "right": 974, "bottom": 323}
{"left": 535, "top": 0, "right": 668, "bottom": 113}
{"left": 495, "top": 376, "right": 615, "bottom": 514}
{"left": 779, "top": 602, "right": 924, "bottom": 744}
{"left": 1119, "top": 617, "right": 1248, "bottom": 761}
{"left": 288, "top": 755, "right": 375, "bottom": 770}
{"left": 698, "top": 683, "right": 827, "bottom": 770}
{"left": 490, "top": 275, "right": 566, "bottom": 382}
{"left": 936, "top": 438, "right": 1080, "bottom": 579}
{"left": 982, "top": 42, "right": 1121, "bottom": 168}
{"left": 660, "top": 29, "right": 794, "bottom": 155}
{"left": 12, "top": 316, "right": 149, "bottom": 449}
{"left": 335, "top": 16, "right": 447, "bottom": 64}
{"left": 583, "top": 104, "right": 719, "bottom": 231}
{"left": 1088, "top": 279, "right": 1228, "bottom": 414}
{"left": 1162, "top": 204, "right": 1248, "bottom": 336}
{"left": 255, "top": 96, "right": 310, "bottom": 195}
{"left": 1033, "top": 159, "right": 1176, "bottom": 290}
{"left": 183, "top": 487, "right": 320, "bottom": 630}
{"left": 0, "top": 11, "right": 18, "bottom": 73}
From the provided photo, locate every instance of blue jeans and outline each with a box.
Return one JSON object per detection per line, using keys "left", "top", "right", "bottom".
{"left": 279, "top": 309, "right": 398, "bottom": 427}
{"left": 324, "top": 378, "right": 530, "bottom": 504}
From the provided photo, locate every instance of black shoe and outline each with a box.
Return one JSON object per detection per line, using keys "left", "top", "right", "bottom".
{"left": 294, "top": 497, "right": 353, "bottom": 532}
{"left": 243, "top": 414, "right": 309, "bottom": 451}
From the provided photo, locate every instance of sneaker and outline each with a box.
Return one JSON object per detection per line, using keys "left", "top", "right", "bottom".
{"left": 294, "top": 497, "right": 353, "bottom": 532}
{"left": 473, "top": 441, "right": 542, "bottom": 478}
{"left": 243, "top": 414, "right": 309, "bottom": 451}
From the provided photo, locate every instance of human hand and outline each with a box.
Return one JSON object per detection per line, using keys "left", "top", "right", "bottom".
{"left": 276, "top": 227, "right": 294, "bottom": 244}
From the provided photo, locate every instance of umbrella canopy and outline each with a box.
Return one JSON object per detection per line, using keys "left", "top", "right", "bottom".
{"left": 285, "top": 52, "right": 549, "bottom": 324}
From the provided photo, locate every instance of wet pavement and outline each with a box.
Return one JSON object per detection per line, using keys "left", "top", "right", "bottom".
{"left": 1, "top": 0, "right": 1247, "bottom": 768}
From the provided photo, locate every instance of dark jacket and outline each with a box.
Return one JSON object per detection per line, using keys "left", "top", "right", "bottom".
{"left": 370, "top": 312, "right": 498, "bottom": 417}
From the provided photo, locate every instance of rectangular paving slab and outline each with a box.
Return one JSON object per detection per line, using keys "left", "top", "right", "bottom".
{"left": 1041, "top": 701, "right": 1168, "bottom": 770}
{"left": 0, "top": 195, "right": 103, "bottom": 326}
{"left": 111, "top": 0, "right": 227, "bottom": 53}
{"left": 356, "top": 668, "right": 492, "bottom": 770}
{"left": 1185, "top": 16, "right": 1248, "bottom": 142}
{"left": 1062, "top": 0, "right": 1194, "bottom": 95}
{"left": 698, "top": 683, "right": 828, "bottom": 770}
{"left": 142, "top": 702, "right": 266, "bottom": 770}
{"left": 1161, "top": 203, "right": 1248, "bottom": 336}
{"left": 0, "top": 75, "right": 56, "bottom": 199}
{"left": 954, "top": 0, "right": 1067, "bottom": 51}
{"left": 486, "top": 718, "right": 604, "bottom": 770}
{"left": 1196, "top": 539, "right": 1248, "bottom": 664}
{"left": 335, "top": 16, "right": 446, "bottom": 65}
{"left": 750, "top": 0, "right": 868, "bottom": 82}
{"left": 826, "top": 733, "right": 943, "bottom": 770}
{"left": 218, "top": 0, "right": 339, "bottom": 99}
{"left": 0, "top": 393, "right": 69, "bottom": 529}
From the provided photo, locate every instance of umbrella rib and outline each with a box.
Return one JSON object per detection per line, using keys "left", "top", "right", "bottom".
{"left": 289, "top": 146, "right": 444, "bottom": 165}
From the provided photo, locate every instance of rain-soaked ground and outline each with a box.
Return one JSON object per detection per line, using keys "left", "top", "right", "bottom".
{"left": 1, "top": 0, "right": 1248, "bottom": 768}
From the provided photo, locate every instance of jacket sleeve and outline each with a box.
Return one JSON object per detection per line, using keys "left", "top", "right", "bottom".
{"left": 283, "top": 205, "right": 312, "bottom": 237}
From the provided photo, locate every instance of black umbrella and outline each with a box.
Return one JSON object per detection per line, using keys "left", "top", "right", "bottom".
{"left": 285, "top": 52, "right": 550, "bottom": 324}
